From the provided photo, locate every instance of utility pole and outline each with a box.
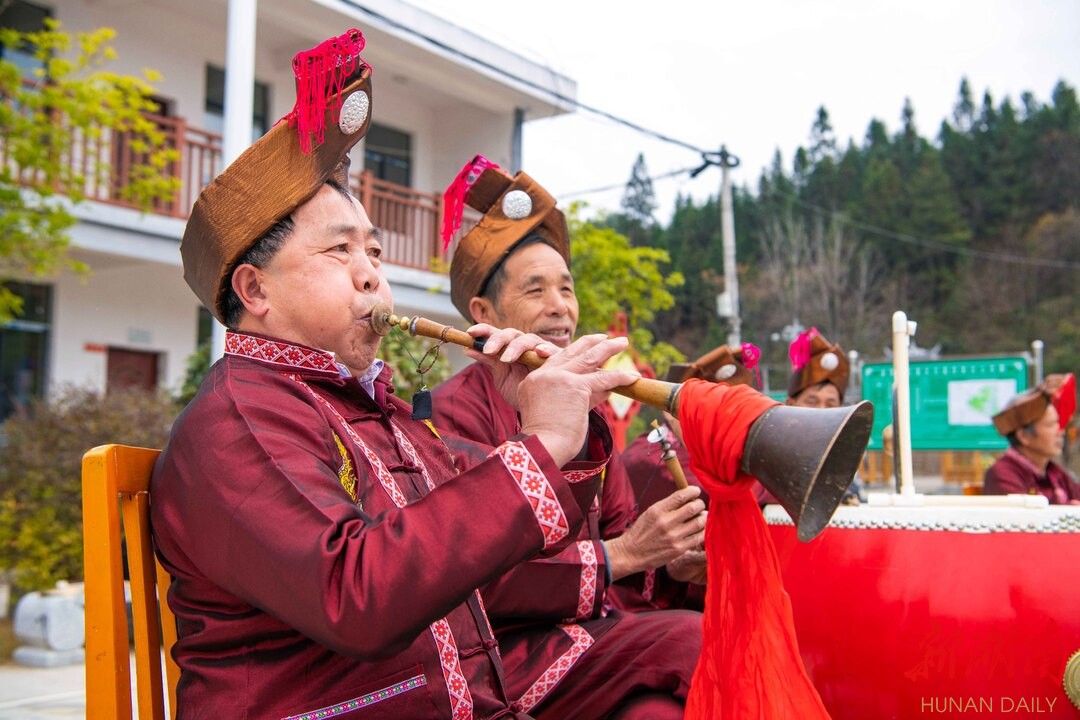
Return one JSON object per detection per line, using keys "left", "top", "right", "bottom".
{"left": 718, "top": 146, "right": 741, "bottom": 347}
{"left": 211, "top": 0, "right": 258, "bottom": 361}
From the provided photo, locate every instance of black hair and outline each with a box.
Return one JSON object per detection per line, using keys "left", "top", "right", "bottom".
{"left": 1006, "top": 423, "right": 1037, "bottom": 449}
{"left": 219, "top": 179, "right": 352, "bottom": 327}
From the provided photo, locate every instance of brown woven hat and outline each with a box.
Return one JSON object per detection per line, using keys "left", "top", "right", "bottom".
{"left": 787, "top": 328, "right": 849, "bottom": 400}
{"left": 991, "top": 374, "right": 1068, "bottom": 436}
{"left": 665, "top": 343, "right": 761, "bottom": 387}
{"left": 181, "top": 29, "right": 373, "bottom": 323}
{"left": 442, "top": 155, "right": 570, "bottom": 322}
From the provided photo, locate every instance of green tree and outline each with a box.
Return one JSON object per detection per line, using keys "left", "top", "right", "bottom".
{"left": 620, "top": 152, "right": 657, "bottom": 228}
{"left": 569, "top": 204, "right": 684, "bottom": 374}
{"left": 0, "top": 21, "right": 177, "bottom": 321}
{"left": 0, "top": 388, "right": 177, "bottom": 592}
{"left": 377, "top": 330, "right": 451, "bottom": 400}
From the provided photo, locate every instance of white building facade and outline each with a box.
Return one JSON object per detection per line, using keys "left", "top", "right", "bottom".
{"left": 0, "top": 0, "right": 576, "bottom": 418}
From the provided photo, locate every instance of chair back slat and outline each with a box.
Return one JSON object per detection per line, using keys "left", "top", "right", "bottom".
{"left": 83, "top": 444, "right": 175, "bottom": 720}
{"left": 121, "top": 491, "right": 166, "bottom": 719}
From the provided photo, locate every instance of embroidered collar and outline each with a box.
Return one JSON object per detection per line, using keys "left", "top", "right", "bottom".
{"left": 225, "top": 330, "right": 340, "bottom": 378}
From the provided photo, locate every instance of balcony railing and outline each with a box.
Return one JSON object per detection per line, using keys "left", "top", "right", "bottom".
{"left": 3, "top": 102, "right": 477, "bottom": 274}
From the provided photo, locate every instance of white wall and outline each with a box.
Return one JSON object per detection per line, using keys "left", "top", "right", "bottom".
{"left": 50, "top": 249, "right": 200, "bottom": 396}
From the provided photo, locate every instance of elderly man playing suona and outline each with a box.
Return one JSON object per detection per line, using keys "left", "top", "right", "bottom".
{"left": 148, "top": 31, "right": 684, "bottom": 720}
{"left": 984, "top": 373, "right": 1079, "bottom": 504}
{"left": 431, "top": 156, "right": 703, "bottom": 719}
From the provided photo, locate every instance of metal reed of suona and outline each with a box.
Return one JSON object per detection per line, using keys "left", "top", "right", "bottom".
{"left": 368, "top": 303, "right": 683, "bottom": 416}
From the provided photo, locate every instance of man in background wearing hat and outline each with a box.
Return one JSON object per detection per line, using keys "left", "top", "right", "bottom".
{"left": 786, "top": 327, "right": 849, "bottom": 409}
{"left": 618, "top": 344, "right": 759, "bottom": 610}
{"left": 151, "top": 32, "right": 656, "bottom": 719}
{"left": 431, "top": 156, "right": 702, "bottom": 718}
{"left": 984, "top": 374, "right": 1079, "bottom": 504}
{"left": 753, "top": 327, "right": 863, "bottom": 505}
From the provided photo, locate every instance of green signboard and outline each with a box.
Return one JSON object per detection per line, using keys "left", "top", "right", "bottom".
{"left": 861, "top": 357, "right": 1029, "bottom": 450}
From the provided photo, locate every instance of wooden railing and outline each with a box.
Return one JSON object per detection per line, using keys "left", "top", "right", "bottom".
{"left": 1, "top": 95, "right": 476, "bottom": 274}
{"left": 353, "top": 170, "right": 479, "bottom": 271}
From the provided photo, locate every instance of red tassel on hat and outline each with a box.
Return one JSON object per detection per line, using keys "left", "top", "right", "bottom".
{"left": 1052, "top": 373, "right": 1076, "bottom": 430}
{"left": 789, "top": 327, "right": 819, "bottom": 371}
{"left": 740, "top": 342, "right": 761, "bottom": 370}
{"left": 285, "top": 28, "right": 368, "bottom": 154}
{"left": 741, "top": 341, "right": 762, "bottom": 388}
{"left": 441, "top": 154, "right": 499, "bottom": 252}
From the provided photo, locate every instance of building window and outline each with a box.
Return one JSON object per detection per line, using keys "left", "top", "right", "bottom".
{"left": 203, "top": 65, "right": 270, "bottom": 142}
{"left": 0, "top": 0, "right": 51, "bottom": 79}
{"left": 364, "top": 123, "right": 412, "bottom": 187}
{"left": 0, "top": 282, "right": 51, "bottom": 422}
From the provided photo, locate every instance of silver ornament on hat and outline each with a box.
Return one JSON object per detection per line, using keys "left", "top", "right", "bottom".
{"left": 338, "top": 91, "right": 370, "bottom": 134}
{"left": 714, "top": 364, "right": 737, "bottom": 381}
{"left": 502, "top": 190, "right": 532, "bottom": 219}
{"left": 819, "top": 351, "right": 840, "bottom": 371}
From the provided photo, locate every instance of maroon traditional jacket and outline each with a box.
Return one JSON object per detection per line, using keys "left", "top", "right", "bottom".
{"left": 619, "top": 432, "right": 707, "bottom": 612}
{"left": 151, "top": 331, "right": 611, "bottom": 720}
{"left": 430, "top": 364, "right": 675, "bottom": 698}
{"left": 432, "top": 362, "right": 637, "bottom": 601}
{"left": 983, "top": 447, "right": 1080, "bottom": 504}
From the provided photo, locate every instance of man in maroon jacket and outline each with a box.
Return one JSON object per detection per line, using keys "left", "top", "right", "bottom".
{"left": 151, "top": 31, "right": 672, "bottom": 720}
{"left": 984, "top": 374, "right": 1080, "bottom": 504}
{"left": 432, "top": 156, "right": 704, "bottom": 718}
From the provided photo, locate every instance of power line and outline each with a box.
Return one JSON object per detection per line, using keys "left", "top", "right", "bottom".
{"left": 340, "top": 0, "right": 724, "bottom": 160}
{"left": 779, "top": 192, "right": 1080, "bottom": 271}
{"left": 559, "top": 165, "right": 701, "bottom": 200}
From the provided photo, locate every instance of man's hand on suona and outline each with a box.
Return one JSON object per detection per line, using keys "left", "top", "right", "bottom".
{"left": 604, "top": 487, "right": 707, "bottom": 581}
{"left": 666, "top": 548, "right": 707, "bottom": 585}
{"left": 467, "top": 331, "right": 639, "bottom": 467}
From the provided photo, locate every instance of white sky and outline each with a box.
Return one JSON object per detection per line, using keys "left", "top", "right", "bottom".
{"left": 408, "top": 0, "right": 1080, "bottom": 224}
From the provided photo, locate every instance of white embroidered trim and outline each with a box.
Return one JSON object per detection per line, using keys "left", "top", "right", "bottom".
{"left": 290, "top": 376, "right": 474, "bottom": 719}
{"left": 516, "top": 623, "right": 595, "bottom": 711}
{"left": 574, "top": 541, "right": 598, "bottom": 619}
{"left": 492, "top": 441, "right": 569, "bottom": 549}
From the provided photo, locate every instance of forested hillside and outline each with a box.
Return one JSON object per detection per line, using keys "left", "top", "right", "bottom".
{"left": 609, "top": 79, "right": 1080, "bottom": 389}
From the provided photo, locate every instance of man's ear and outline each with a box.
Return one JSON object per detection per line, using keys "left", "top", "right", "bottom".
{"left": 231, "top": 264, "right": 271, "bottom": 319}
{"left": 468, "top": 296, "right": 498, "bottom": 326}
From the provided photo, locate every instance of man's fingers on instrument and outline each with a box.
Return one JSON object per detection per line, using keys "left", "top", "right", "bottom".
{"left": 659, "top": 486, "right": 702, "bottom": 511}
{"left": 465, "top": 322, "right": 499, "bottom": 339}
{"left": 683, "top": 529, "right": 706, "bottom": 550}
{"left": 498, "top": 332, "right": 544, "bottom": 361}
{"left": 684, "top": 499, "right": 706, "bottom": 520}
{"left": 574, "top": 335, "right": 630, "bottom": 369}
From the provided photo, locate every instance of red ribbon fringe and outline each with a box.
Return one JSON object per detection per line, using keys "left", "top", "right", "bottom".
{"left": 286, "top": 29, "right": 367, "bottom": 154}
{"left": 440, "top": 154, "right": 499, "bottom": 252}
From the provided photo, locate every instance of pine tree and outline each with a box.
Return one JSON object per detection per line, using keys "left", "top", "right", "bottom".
{"left": 620, "top": 152, "right": 657, "bottom": 227}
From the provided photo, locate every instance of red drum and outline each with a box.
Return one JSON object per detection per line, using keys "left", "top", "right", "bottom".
{"left": 767, "top": 501, "right": 1080, "bottom": 719}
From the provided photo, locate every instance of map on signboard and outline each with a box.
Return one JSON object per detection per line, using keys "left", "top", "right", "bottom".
{"left": 603, "top": 350, "right": 638, "bottom": 419}
{"left": 861, "top": 356, "right": 1028, "bottom": 450}
{"left": 947, "top": 379, "right": 1018, "bottom": 426}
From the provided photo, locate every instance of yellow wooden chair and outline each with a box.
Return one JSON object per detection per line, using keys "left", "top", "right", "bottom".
{"left": 83, "top": 444, "right": 180, "bottom": 720}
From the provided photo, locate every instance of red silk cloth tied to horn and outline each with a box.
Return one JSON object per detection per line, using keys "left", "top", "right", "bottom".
{"left": 679, "top": 379, "right": 831, "bottom": 719}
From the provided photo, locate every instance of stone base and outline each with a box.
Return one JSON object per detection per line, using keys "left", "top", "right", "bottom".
{"left": 12, "top": 645, "right": 85, "bottom": 668}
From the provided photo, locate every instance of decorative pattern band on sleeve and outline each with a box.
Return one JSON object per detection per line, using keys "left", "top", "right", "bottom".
{"left": 491, "top": 441, "right": 569, "bottom": 548}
